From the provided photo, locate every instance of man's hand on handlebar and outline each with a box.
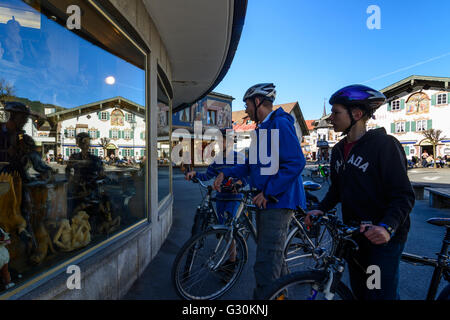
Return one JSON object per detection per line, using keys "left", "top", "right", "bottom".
{"left": 185, "top": 171, "right": 196, "bottom": 181}
{"left": 305, "top": 209, "right": 324, "bottom": 227}
{"left": 213, "top": 172, "right": 225, "bottom": 192}
{"left": 360, "top": 224, "right": 390, "bottom": 245}
{"left": 253, "top": 192, "right": 268, "bottom": 209}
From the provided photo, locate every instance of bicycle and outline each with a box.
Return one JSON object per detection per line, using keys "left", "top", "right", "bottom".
{"left": 310, "top": 164, "right": 330, "bottom": 184}
{"left": 401, "top": 217, "right": 450, "bottom": 300}
{"left": 263, "top": 214, "right": 365, "bottom": 300}
{"left": 188, "top": 177, "right": 220, "bottom": 237}
{"left": 171, "top": 186, "right": 337, "bottom": 300}
{"left": 284, "top": 206, "right": 337, "bottom": 273}
{"left": 264, "top": 216, "right": 450, "bottom": 300}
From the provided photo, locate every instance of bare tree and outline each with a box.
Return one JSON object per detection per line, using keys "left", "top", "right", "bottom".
{"left": 0, "top": 79, "right": 15, "bottom": 104}
{"left": 99, "top": 137, "right": 111, "bottom": 157}
{"left": 421, "top": 129, "right": 448, "bottom": 168}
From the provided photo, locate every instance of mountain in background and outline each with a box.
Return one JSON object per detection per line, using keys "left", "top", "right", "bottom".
{"left": 4, "top": 96, "right": 65, "bottom": 115}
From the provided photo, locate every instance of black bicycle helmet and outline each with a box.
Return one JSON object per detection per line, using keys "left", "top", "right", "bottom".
{"left": 4, "top": 101, "right": 31, "bottom": 114}
{"left": 243, "top": 83, "right": 276, "bottom": 123}
{"left": 329, "top": 84, "right": 386, "bottom": 135}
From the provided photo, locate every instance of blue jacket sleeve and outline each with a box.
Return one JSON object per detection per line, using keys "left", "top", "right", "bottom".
{"left": 263, "top": 118, "right": 305, "bottom": 198}
{"left": 196, "top": 164, "right": 220, "bottom": 181}
{"left": 220, "top": 163, "right": 250, "bottom": 181}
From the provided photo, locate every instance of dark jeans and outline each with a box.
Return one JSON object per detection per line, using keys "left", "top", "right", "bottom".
{"left": 253, "top": 208, "right": 293, "bottom": 300}
{"left": 346, "top": 237, "right": 405, "bottom": 300}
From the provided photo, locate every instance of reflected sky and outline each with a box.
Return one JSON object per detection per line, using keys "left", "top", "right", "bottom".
{"left": 0, "top": 0, "right": 145, "bottom": 109}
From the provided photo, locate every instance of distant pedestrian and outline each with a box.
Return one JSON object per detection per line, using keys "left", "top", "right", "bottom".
{"left": 421, "top": 151, "right": 429, "bottom": 167}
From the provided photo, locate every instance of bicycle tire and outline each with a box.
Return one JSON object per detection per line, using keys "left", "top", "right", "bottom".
{"left": 284, "top": 222, "right": 337, "bottom": 273}
{"left": 263, "top": 270, "right": 354, "bottom": 300}
{"left": 436, "top": 283, "right": 450, "bottom": 300}
{"left": 172, "top": 228, "right": 248, "bottom": 300}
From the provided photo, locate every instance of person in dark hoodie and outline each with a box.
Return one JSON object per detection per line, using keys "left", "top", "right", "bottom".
{"left": 306, "top": 84, "right": 415, "bottom": 300}
{"left": 213, "top": 83, "right": 307, "bottom": 299}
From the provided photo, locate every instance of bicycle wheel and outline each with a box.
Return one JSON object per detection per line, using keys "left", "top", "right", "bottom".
{"left": 263, "top": 271, "right": 353, "bottom": 300}
{"left": 310, "top": 170, "right": 325, "bottom": 183}
{"left": 172, "top": 228, "right": 247, "bottom": 300}
{"left": 436, "top": 283, "right": 450, "bottom": 300}
{"left": 284, "top": 222, "right": 336, "bottom": 273}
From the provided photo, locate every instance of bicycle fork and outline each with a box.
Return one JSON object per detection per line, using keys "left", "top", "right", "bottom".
{"left": 210, "top": 230, "right": 235, "bottom": 272}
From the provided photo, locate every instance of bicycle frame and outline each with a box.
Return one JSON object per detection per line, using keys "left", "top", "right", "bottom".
{"left": 401, "top": 226, "right": 450, "bottom": 300}
{"left": 207, "top": 191, "right": 259, "bottom": 271}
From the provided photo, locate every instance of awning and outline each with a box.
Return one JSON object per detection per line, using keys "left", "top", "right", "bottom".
{"left": 143, "top": 0, "right": 247, "bottom": 112}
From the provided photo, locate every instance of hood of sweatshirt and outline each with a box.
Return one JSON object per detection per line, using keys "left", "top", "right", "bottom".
{"left": 258, "top": 107, "right": 295, "bottom": 129}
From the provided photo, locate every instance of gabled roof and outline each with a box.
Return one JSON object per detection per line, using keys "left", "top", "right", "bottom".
{"left": 46, "top": 97, "right": 145, "bottom": 122}
{"left": 232, "top": 102, "right": 309, "bottom": 136}
{"left": 380, "top": 75, "right": 450, "bottom": 100}
{"left": 305, "top": 120, "right": 315, "bottom": 131}
{"left": 232, "top": 110, "right": 249, "bottom": 124}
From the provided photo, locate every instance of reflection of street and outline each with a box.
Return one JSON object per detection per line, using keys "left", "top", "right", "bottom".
{"left": 125, "top": 167, "right": 450, "bottom": 300}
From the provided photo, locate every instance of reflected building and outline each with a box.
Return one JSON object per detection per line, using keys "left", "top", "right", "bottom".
{"left": 0, "top": 0, "right": 247, "bottom": 299}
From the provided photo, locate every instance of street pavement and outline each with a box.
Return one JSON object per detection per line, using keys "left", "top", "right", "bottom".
{"left": 124, "top": 166, "right": 450, "bottom": 300}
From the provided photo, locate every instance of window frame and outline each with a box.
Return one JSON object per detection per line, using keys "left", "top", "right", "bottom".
{"left": 395, "top": 121, "right": 406, "bottom": 133}
{"left": 391, "top": 100, "right": 401, "bottom": 111}
{"left": 416, "top": 119, "right": 427, "bottom": 132}
{"left": 437, "top": 93, "right": 447, "bottom": 105}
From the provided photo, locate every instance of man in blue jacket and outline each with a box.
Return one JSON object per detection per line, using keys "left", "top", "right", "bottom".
{"left": 213, "top": 83, "right": 306, "bottom": 299}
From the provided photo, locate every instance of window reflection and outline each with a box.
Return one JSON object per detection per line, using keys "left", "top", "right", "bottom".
{"left": 0, "top": 0, "right": 147, "bottom": 293}
{"left": 157, "top": 78, "right": 171, "bottom": 203}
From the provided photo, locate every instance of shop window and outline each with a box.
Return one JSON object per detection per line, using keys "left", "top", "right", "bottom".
{"left": 0, "top": 0, "right": 147, "bottom": 295}
{"left": 157, "top": 74, "right": 172, "bottom": 203}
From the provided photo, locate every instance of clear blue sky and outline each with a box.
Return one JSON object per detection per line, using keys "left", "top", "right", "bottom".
{"left": 214, "top": 0, "right": 450, "bottom": 120}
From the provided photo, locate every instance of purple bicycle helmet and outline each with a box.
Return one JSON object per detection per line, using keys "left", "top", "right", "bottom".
{"left": 329, "top": 84, "right": 386, "bottom": 134}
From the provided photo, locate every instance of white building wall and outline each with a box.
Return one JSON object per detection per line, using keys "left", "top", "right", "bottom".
{"left": 60, "top": 108, "right": 146, "bottom": 159}
{"left": 370, "top": 89, "right": 450, "bottom": 158}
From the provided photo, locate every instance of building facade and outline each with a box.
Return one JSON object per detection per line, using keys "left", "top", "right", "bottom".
{"left": 0, "top": 0, "right": 247, "bottom": 300}
{"left": 370, "top": 76, "right": 450, "bottom": 159}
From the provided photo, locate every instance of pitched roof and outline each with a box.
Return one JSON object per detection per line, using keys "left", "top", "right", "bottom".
{"left": 273, "top": 102, "right": 297, "bottom": 114}
{"left": 232, "top": 102, "right": 309, "bottom": 136}
{"left": 305, "top": 120, "right": 315, "bottom": 131}
{"left": 232, "top": 110, "right": 248, "bottom": 124}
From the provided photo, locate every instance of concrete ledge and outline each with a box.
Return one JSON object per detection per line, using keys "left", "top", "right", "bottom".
{"left": 426, "top": 187, "right": 450, "bottom": 209}
{"left": 412, "top": 182, "right": 430, "bottom": 200}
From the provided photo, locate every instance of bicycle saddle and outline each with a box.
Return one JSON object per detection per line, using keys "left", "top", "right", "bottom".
{"left": 427, "top": 218, "right": 450, "bottom": 227}
{"left": 303, "top": 181, "right": 321, "bottom": 191}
